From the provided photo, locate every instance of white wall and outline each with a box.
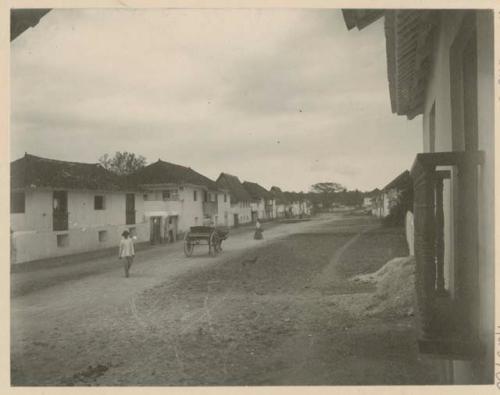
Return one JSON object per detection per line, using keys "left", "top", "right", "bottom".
{"left": 177, "top": 185, "right": 204, "bottom": 232}
{"left": 229, "top": 201, "right": 252, "bottom": 225}
{"left": 419, "top": 10, "right": 494, "bottom": 383}
{"left": 11, "top": 189, "right": 149, "bottom": 264}
{"left": 217, "top": 191, "right": 231, "bottom": 227}
{"left": 275, "top": 203, "right": 286, "bottom": 218}
{"left": 475, "top": 10, "right": 495, "bottom": 384}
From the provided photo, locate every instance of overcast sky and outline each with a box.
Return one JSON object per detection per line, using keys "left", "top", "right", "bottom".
{"left": 11, "top": 8, "right": 422, "bottom": 192}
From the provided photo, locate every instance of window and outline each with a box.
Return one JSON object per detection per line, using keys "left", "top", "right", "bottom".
{"left": 224, "top": 193, "right": 227, "bottom": 203}
{"left": 203, "top": 191, "right": 208, "bottom": 202}
{"left": 57, "top": 234, "right": 69, "bottom": 247}
{"left": 98, "top": 230, "right": 108, "bottom": 242}
{"left": 162, "top": 189, "right": 179, "bottom": 201}
{"left": 11, "top": 191, "right": 25, "bottom": 213}
{"left": 193, "top": 190, "right": 198, "bottom": 201}
{"left": 94, "top": 195, "right": 105, "bottom": 210}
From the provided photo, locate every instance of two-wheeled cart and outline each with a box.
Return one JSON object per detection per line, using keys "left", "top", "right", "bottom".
{"left": 183, "top": 226, "right": 229, "bottom": 257}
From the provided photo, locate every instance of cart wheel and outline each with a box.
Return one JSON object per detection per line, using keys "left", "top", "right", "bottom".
{"left": 209, "top": 232, "right": 219, "bottom": 257}
{"left": 184, "top": 233, "right": 194, "bottom": 257}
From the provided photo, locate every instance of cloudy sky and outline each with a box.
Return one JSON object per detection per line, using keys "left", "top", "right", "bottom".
{"left": 11, "top": 8, "right": 422, "bottom": 192}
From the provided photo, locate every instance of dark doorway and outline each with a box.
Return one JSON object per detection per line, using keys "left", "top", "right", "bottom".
{"left": 168, "top": 216, "right": 178, "bottom": 242}
{"left": 126, "top": 193, "right": 135, "bottom": 225}
{"left": 233, "top": 214, "right": 239, "bottom": 227}
{"left": 151, "top": 217, "right": 161, "bottom": 245}
{"left": 53, "top": 191, "right": 68, "bottom": 231}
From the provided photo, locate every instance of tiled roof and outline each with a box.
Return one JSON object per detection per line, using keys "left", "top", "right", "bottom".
{"left": 383, "top": 170, "right": 411, "bottom": 191}
{"left": 342, "top": 9, "right": 385, "bottom": 30}
{"left": 129, "top": 159, "right": 218, "bottom": 190}
{"left": 242, "top": 181, "right": 273, "bottom": 200}
{"left": 11, "top": 9, "right": 51, "bottom": 41}
{"left": 343, "top": 9, "right": 439, "bottom": 120}
{"left": 11, "top": 153, "right": 126, "bottom": 191}
{"left": 216, "top": 173, "right": 251, "bottom": 203}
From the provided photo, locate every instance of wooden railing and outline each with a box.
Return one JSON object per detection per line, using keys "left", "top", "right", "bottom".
{"left": 411, "top": 151, "right": 484, "bottom": 358}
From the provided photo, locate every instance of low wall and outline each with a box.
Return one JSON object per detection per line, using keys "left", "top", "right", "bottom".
{"left": 11, "top": 223, "right": 149, "bottom": 264}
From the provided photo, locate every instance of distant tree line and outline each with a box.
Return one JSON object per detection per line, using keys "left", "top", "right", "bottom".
{"left": 307, "top": 182, "right": 364, "bottom": 210}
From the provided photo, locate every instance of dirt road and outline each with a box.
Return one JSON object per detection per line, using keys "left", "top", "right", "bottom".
{"left": 11, "top": 214, "right": 440, "bottom": 385}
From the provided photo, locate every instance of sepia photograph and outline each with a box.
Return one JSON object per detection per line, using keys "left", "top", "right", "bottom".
{"left": 7, "top": 3, "right": 496, "bottom": 388}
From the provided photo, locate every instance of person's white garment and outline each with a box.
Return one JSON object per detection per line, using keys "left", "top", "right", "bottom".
{"left": 256, "top": 221, "right": 261, "bottom": 229}
{"left": 119, "top": 237, "right": 135, "bottom": 258}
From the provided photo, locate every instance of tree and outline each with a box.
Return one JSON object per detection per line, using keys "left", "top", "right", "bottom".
{"left": 310, "top": 182, "right": 344, "bottom": 195}
{"left": 310, "top": 182, "right": 345, "bottom": 209}
{"left": 99, "top": 152, "right": 147, "bottom": 176}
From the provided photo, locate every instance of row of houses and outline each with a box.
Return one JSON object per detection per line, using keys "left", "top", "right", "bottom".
{"left": 363, "top": 170, "right": 412, "bottom": 218}
{"left": 10, "top": 153, "right": 312, "bottom": 264}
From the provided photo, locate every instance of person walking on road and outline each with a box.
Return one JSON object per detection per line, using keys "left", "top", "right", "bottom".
{"left": 254, "top": 219, "right": 263, "bottom": 240}
{"left": 119, "top": 230, "right": 135, "bottom": 277}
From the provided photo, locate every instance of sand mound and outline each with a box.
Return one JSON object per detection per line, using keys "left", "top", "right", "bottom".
{"left": 351, "top": 256, "right": 416, "bottom": 317}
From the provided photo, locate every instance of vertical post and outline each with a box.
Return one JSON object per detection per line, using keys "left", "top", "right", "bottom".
{"left": 455, "top": 157, "right": 479, "bottom": 339}
{"left": 435, "top": 176, "right": 446, "bottom": 294}
{"left": 413, "top": 163, "right": 437, "bottom": 337}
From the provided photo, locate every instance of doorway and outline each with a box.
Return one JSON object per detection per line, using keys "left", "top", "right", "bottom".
{"left": 150, "top": 216, "right": 162, "bottom": 245}
{"left": 167, "top": 215, "right": 178, "bottom": 243}
{"left": 125, "top": 193, "right": 135, "bottom": 225}
{"left": 53, "top": 191, "right": 68, "bottom": 231}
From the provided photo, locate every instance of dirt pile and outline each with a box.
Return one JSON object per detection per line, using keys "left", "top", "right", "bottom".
{"left": 347, "top": 256, "right": 416, "bottom": 317}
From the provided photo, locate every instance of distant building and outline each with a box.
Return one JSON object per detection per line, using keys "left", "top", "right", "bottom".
{"left": 242, "top": 181, "right": 275, "bottom": 221}
{"left": 283, "top": 192, "right": 309, "bottom": 217}
{"left": 381, "top": 171, "right": 412, "bottom": 218}
{"left": 216, "top": 173, "right": 252, "bottom": 227}
{"left": 270, "top": 186, "right": 288, "bottom": 218}
{"left": 362, "top": 197, "right": 371, "bottom": 208}
{"left": 10, "top": 153, "right": 148, "bottom": 264}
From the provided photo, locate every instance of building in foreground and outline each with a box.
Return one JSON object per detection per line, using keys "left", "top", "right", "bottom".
{"left": 129, "top": 159, "right": 229, "bottom": 242}
{"left": 344, "top": 9, "right": 494, "bottom": 384}
{"left": 10, "top": 153, "right": 148, "bottom": 264}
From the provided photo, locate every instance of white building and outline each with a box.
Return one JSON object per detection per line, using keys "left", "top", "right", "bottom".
{"left": 344, "top": 9, "right": 494, "bottom": 384}
{"left": 216, "top": 173, "right": 252, "bottom": 227}
{"left": 130, "top": 159, "right": 230, "bottom": 243}
{"left": 270, "top": 186, "right": 287, "bottom": 218}
{"left": 10, "top": 154, "right": 148, "bottom": 264}
{"left": 242, "top": 181, "right": 275, "bottom": 221}
{"left": 372, "top": 171, "right": 411, "bottom": 218}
